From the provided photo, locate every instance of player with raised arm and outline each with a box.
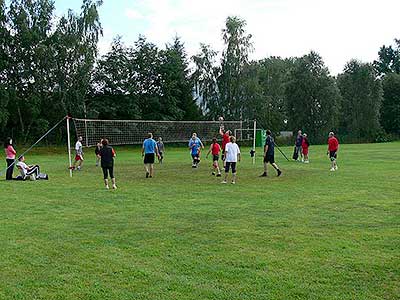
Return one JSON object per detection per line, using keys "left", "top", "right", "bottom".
{"left": 219, "top": 125, "right": 231, "bottom": 161}
{"left": 206, "top": 138, "right": 222, "bottom": 177}
{"left": 142, "top": 133, "right": 160, "bottom": 178}
{"left": 188, "top": 133, "right": 204, "bottom": 168}
{"left": 260, "top": 130, "right": 282, "bottom": 177}
{"left": 222, "top": 136, "right": 241, "bottom": 184}
{"left": 72, "top": 136, "right": 84, "bottom": 171}
{"left": 327, "top": 132, "right": 339, "bottom": 171}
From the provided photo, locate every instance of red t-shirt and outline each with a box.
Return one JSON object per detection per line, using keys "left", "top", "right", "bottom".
{"left": 328, "top": 137, "right": 339, "bottom": 151}
{"left": 222, "top": 133, "right": 230, "bottom": 150}
{"left": 211, "top": 143, "right": 221, "bottom": 156}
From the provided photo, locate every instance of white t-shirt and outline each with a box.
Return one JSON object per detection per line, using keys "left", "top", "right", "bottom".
{"left": 75, "top": 141, "right": 83, "bottom": 155}
{"left": 225, "top": 142, "right": 240, "bottom": 162}
{"left": 16, "top": 161, "right": 28, "bottom": 176}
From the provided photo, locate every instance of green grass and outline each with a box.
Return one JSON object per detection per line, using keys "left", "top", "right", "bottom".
{"left": 0, "top": 142, "right": 399, "bottom": 300}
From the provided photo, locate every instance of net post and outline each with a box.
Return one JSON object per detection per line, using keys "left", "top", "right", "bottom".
{"left": 67, "top": 117, "right": 73, "bottom": 177}
{"left": 252, "top": 119, "right": 257, "bottom": 165}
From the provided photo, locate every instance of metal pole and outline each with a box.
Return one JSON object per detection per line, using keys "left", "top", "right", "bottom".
{"left": 252, "top": 119, "right": 256, "bottom": 165}
{"left": 67, "top": 117, "right": 73, "bottom": 177}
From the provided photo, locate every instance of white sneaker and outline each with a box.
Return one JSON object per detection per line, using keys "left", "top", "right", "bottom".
{"left": 105, "top": 185, "right": 110, "bottom": 190}
{"left": 112, "top": 185, "right": 117, "bottom": 190}
{"left": 231, "top": 181, "right": 236, "bottom": 185}
{"left": 335, "top": 166, "right": 338, "bottom": 170}
{"left": 330, "top": 168, "right": 335, "bottom": 172}
{"left": 305, "top": 160, "right": 309, "bottom": 164}
{"left": 221, "top": 180, "right": 227, "bottom": 184}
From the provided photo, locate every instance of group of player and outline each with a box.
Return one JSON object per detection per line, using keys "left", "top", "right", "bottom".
{"left": 69, "top": 125, "right": 340, "bottom": 189}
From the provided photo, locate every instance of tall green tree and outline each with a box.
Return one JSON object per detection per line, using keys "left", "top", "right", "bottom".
{"left": 192, "top": 44, "right": 220, "bottom": 118}
{"left": 381, "top": 73, "right": 400, "bottom": 135}
{"left": 374, "top": 39, "right": 400, "bottom": 77}
{"left": 337, "top": 60, "right": 383, "bottom": 140}
{"left": 218, "top": 16, "right": 253, "bottom": 119}
{"left": 285, "top": 51, "right": 340, "bottom": 142}
{"left": 0, "top": 0, "right": 9, "bottom": 132}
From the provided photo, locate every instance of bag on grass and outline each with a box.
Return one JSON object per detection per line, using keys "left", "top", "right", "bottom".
{"left": 37, "top": 173, "right": 49, "bottom": 180}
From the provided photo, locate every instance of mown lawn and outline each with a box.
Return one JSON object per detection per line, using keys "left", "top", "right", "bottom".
{"left": 0, "top": 142, "right": 399, "bottom": 300}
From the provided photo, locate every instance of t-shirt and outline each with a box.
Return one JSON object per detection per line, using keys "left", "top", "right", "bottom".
{"left": 189, "top": 138, "right": 202, "bottom": 155}
{"left": 222, "top": 133, "right": 230, "bottom": 150}
{"left": 295, "top": 135, "right": 303, "bottom": 147}
{"left": 5, "top": 145, "right": 16, "bottom": 159}
{"left": 328, "top": 137, "right": 339, "bottom": 152}
{"left": 143, "top": 138, "right": 157, "bottom": 154}
{"left": 16, "top": 161, "right": 28, "bottom": 176}
{"left": 100, "top": 145, "right": 115, "bottom": 168}
{"left": 211, "top": 143, "right": 221, "bottom": 156}
{"left": 225, "top": 142, "right": 240, "bottom": 162}
{"left": 157, "top": 141, "right": 165, "bottom": 153}
{"left": 75, "top": 141, "right": 83, "bottom": 155}
{"left": 265, "top": 135, "right": 275, "bottom": 156}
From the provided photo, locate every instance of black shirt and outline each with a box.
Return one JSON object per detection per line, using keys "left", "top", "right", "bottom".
{"left": 100, "top": 145, "right": 114, "bottom": 168}
{"left": 265, "top": 135, "right": 275, "bottom": 156}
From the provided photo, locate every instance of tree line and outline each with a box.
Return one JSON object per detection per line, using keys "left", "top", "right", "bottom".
{"left": 0, "top": 0, "right": 399, "bottom": 144}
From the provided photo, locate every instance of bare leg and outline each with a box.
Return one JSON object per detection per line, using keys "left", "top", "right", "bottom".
{"left": 150, "top": 164, "right": 154, "bottom": 177}
{"left": 232, "top": 173, "right": 237, "bottom": 183}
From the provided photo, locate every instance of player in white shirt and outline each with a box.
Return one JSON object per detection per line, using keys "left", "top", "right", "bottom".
{"left": 72, "top": 136, "right": 84, "bottom": 171}
{"left": 222, "top": 136, "right": 241, "bottom": 184}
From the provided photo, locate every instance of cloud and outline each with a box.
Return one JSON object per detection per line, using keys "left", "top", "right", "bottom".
{"left": 125, "top": 8, "right": 144, "bottom": 20}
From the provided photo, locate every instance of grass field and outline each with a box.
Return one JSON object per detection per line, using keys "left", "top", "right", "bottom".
{"left": 0, "top": 142, "right": 399, "bottom": 300}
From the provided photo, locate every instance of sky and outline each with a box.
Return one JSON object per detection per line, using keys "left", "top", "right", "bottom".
{"left": 55, "top": 0, "right": 400, "bottom": 75}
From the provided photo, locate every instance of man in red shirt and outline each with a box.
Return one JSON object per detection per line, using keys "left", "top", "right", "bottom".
{"left": 219, "top": 126, "right": 231, "bottom": 161}
{"left": 327, "top": 132, "right": 339, "bottom": 171}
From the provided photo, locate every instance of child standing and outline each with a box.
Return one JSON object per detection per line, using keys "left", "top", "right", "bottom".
{"left": 157, "top": 137, "right": 165, "bottom": 164}
{"left": 95, "top": 141, "right": 102, "bottom": 167}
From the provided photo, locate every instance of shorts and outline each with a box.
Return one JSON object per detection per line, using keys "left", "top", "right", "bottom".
{"left": 264, "top": 155, "right": 275, "bottom": 164}
{"left": 302, "top": 147, "right": 309, "bottom": 155}
{"left": 329, "top": 151, "right": 337, "bottom": 161}
{"left": 75, "top": 154, "right": 83, "bottom": 161}
{"left": 225, "top": 162, "right": 237, "bottom": 173}
{"left": 102, "top": 166, "right": 114, "bottom": 179}
{"left": 212, "top": 155, "right": 219, "bottom": 161}
{"left": 144, "top": 153, "right": 155, "bottom": 164}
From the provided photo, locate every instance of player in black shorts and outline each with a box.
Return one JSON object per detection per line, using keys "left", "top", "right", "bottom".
{"left": 260, "top": 130, "right": 282, "bottom": 177}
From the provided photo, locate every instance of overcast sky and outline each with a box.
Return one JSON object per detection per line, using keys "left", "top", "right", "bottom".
{"left": 55, "top": 0, "right": 400, "bottom": 75}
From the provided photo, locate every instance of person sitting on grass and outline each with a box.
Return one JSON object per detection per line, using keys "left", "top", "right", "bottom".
{"left": 206, "top": 137, "right": 222, "bottom": 177}
{"left": 16, "top": 156, "right": 40, "bottom": 180}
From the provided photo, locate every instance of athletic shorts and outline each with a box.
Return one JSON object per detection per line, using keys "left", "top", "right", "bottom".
{"left": 75, "top": 155, "right": 83, "bottom": 161}
{"left": 225, "top": 162, "right": 237, "bottom": 173}
{"left": 329, "top": 151, "right": 337, "bottom": 161}
{"left": 144, "top": 153, "right": 155, "bottom": 164}
{"left": 212, "top": 155, "right": 219, "bottom": 161}
{"left": 264, "top": 155, "right": 275, "bottom": 164}
{"left": 102, "top": 166, "right": 114, "bottom": 179}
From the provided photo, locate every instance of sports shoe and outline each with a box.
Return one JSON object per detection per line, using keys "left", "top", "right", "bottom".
{"left": 277, "top": 169, "right": 282, "bottom": 177}
{"left": 330, "top": 168, "right": 335, "bottom": 172}
{"left": 335, "top": 166, "right": 338, "bottom": 170}
{"left": 304, "top": 160, "right": 309, "bottom": 164}
{"left": 260, "top": 172, "right": 267, "bottom": 177}
{"left": 146, "top": 172, "right": 149, "bottom": 178}
{"left": 105, "top": 185, "right": 109, "bottom": 190}
{"left": 212, "top": 172, "right": 216, "bottom": 176}
{"left": 112, "top": 185, "right": 117, "bottom": 190}
{"left": 216, "top": 173, "right": 222, "bottom": 177}
{"left": 231, "top": 181, "right": 236, "bottom": 185}
{"left": 221, "top": 180, "right": 227, "bottom": 184}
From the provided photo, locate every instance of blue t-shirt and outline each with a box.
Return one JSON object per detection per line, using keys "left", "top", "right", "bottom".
{"left": 143, "top": 138, "right": 157, "bottom": 154}
{"left": 188, "top": 138, "right": 202, "bottom": 155}
{"left": 295, "top": 135, "right": 303, "bottom": 146}
{"left": 265, "top": 135, "right": 275, "bottom": 156}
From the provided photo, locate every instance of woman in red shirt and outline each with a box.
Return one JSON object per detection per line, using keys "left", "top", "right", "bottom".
{"left": 206, "top": 138, "right": 222, "bottom": 177}
{"left": 4, "top": 137, "right": 17, "bottom": 180}
{"left": 302, "top": 133, "right": 310, "bottom": 163}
